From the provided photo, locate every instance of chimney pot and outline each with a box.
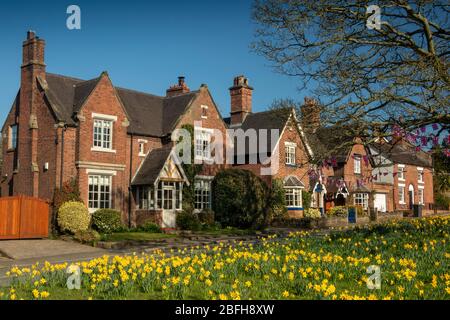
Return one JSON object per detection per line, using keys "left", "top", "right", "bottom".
{"left": 27, "top": 30, "right": 36, "bottom": 40}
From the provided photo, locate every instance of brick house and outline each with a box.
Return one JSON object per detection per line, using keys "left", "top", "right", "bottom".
{"left": 224, "top": 76, "right": 314, "bottom": 218}
{"left": 1, "top": 32, "right": 316, "bottom": 227}
{"left": 0, "top": 32, "right": 436, "bottom": 228}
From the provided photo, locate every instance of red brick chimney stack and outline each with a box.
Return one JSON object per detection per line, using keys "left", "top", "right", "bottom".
{"left": 17, "top": 31, "right": 46, "bottom": 196}
{"left": 166, "top": 76, "right": 190, "bottom": 97}
{"left": 229, "top": 75, "right": 253, "bottom": 125}
{"left": 301, "top": 97, "right": 321, "bottom": 134}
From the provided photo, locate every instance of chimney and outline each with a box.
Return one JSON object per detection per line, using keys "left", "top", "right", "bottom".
{"left": 166, "top": 76, "right": 190, "bottom": 97}
{"left": 229, "top": 75, "right": 253, "bottom": 125}
{"left": 301, "top": 97, "right": 321, "bottom": 134}
{"left": 16, "top": 31, "right": 47, "bottom": 197}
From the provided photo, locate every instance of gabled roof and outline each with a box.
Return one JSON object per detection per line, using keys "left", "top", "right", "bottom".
{"left": 231, "top": 108, "right": 293, "bottom": 156}
{"left": 284, "top": 175, "right": 305, "bottom": 188}
{"left": 42, "top": 73, "right": 199, "bottom": 137}
{"left": 370, "top": 141, "right": 432, "bottom": 168}
{"left": 131, "top": 145, "right": 173, "bottom": 186}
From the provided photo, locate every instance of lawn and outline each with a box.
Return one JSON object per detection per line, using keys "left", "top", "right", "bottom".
{"left": 1, "top": 216, "right": 449, "bottom": 300}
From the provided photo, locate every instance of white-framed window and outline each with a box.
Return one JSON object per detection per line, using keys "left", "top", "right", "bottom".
{"left": 285, "top": 188, "right": 302, "bottom": 208}
{"left": 8, "top": 124, "right": 17, "bottom": 149}
{"left": 88, "top": 175, "right": 112, "bottom": 210}
{"left": 201, "top": 105, "right": 208, "bottom": 119}
{"left": 156, "top": 181, "right": 182, "bottom": 210}
{"left": 285, "top": 142, "right": 296, "bottom": 165}
{"left": 138, "top": 139, "right": 147, "bottom": 157}
{"left": 417, "top": 168, "right": 424, "bottom": 183}
{"left": 398, "top": 165, "right": 405, "bottom": 180}
{"left": 398, "top": 185, "right": 405, "bottom": 204}
{"left": 194, "top": 179, "right": 211, "bottom": 210}
{"left": 354, "top": 193, "right": 369, "bottom": 209}
{"left": 418, "top": 188, "right": 424, "bottom": 205}
{"left": 354, "top": 155, "right": 361, "bottom": 174}
{"left": 195, "top": 129, "right": 212, "bottom": 160}
{"left": 93, "top": 119, "right": 113, "bottom": 150}
{"left": 135, "top": 186, "right": 154, "bottom": 210}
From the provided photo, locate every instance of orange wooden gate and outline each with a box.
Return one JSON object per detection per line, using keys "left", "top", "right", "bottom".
{"left": 0, "top": 196, "right": 49, "bottom": 240}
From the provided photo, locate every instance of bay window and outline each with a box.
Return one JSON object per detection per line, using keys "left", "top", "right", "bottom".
{"left": 285, "top": 188, "right": 302, "bottom": 208}
{"left": 135, "top": 186, "right": 154, "bottom": 210}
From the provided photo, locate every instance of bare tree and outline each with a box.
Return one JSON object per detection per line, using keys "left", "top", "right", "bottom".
{"left": 252, "top": 0, "right": 449, "bottom": 153}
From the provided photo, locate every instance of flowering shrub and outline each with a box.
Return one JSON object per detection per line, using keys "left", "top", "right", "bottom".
{"left": 92, "top": 209, "right": 123, "bottom": 234}
{"left": 57, "top": 201, "right": 90, "bottom": 234}
{"left": 304, "top": 208, "right": 322, "bottom": 219}
{"left": 327, "top": 206, "right": 348, "bottom": 217}
{"left": 3, "top": 217, "right": 449, "bottom": 300}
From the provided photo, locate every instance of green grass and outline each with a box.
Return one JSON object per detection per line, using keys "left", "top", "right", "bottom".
{"left": 101, "top": 232, "right": 178, "bottom": 242}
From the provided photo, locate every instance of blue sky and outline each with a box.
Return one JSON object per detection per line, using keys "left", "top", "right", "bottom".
{"left": 0, "top": 0, "right": 307, "bottom": 125}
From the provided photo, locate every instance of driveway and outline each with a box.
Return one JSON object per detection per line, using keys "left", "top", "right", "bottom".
{"left": 0, "top": 239, "right": 105, "bottom": 260}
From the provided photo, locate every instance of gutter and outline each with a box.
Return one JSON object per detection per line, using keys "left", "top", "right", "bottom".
{"left": 128, "top": 134, "right": 133, "bottom": 228}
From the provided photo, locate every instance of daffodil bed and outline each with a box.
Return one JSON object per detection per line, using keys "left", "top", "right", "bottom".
{"left": 1, "top": 217, "right": 449, "bottom": 300}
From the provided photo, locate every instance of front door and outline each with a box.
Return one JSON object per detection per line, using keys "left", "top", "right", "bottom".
{"left": 374, "top": 193, "right": 387, "bottom": 213}
{"left": 162, "top": 184, "right": 176, "bottom": 228}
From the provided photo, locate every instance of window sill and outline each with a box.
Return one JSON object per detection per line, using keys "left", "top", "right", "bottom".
{"left": 139, "top": 153, "right": 146, "bottom": 157}
{"left": 399, "top": 201, "right": 406, "bottom": 205}
{"left": 285, "top": 163, "right": 297, "bottom": 167}
{"left": 91, "top": 147, "right": 116, "bottom": 153}
{"left": 418, "top": 181, "right": 424, "bottom": 184}
{"left": 7, "top": 148, "right": 16, "bottom": 153}
{"left": 287, "top": 207, "right": 303, "bottom": 210}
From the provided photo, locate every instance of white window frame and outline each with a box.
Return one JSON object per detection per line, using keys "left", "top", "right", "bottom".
{"left": 398, "top": 164, "right": 405, "bottom": 181}
{"left": 135, "top": 185, "right": 154, "bottom": 210}
{"left": 8, "top": 124, "right": 17, "bottom": 149}
{"left": 91, "top": 113, "right": 116, "bottom": 153}
{"left": 156, "top": 181, "right": 182, "bottom": 210}
{"left": 418, "top": 186, "right": 424, "bottom": 205}
{"left": 285, "top": 187, "right": 303, "bottom": 208}
{"left": 138, "top": 139, "right": 147, "bottom": 157}
{"left": 417, "top": 167, "right": 424, "bottom": 183}
{"left": 88, "top": 174, "right": 112, "bottom": 212}
{"left": 354, "top": 155, "right": 361, "bottom": 174}
{"left": 194, "top": 178, "right": 212, "bottom": 210}
{"left": 398, "top": 183, "right": 406, "bottom": 204}
{"left": 285, "top": 142, "right": 296, "bottom": 165}
{"left": 201, "top": 105, "right": 208, "bottom": 119}
{"left": 195, "top": 128, "right": 212, "bottom": 161}
{"left": 354, "top": 193, "right": 369, "bottom": 209}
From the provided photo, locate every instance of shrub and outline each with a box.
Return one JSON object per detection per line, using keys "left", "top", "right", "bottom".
{"left": 91, "top": 209, "right": 124, "bottom": 234}
{"left": 302, "top": 191, "right": 312, "bottom": 210}
{"left": 266, "top": 179, "right": 287, "bottom": 220}
{"left": 52, "top": 178, "right": 82, "bottom": 233}
{"left": 327, "top": 206, "right": 348, "bottom": 217}
{"left": 57, "top": 201, "right": 90, "bottom": 234}
{"left": 212, "top": 169, "right": 269, "bottom": 229}
{"left": 198, "top": 209, "right": 215, "bottom": 227}
{"left": 303, "top": 208, "right": 322, "bottom": 219}
{"left": 73, "top": 229, "right": 101, "bottom": 244}
{"left": 176, "top": 210, "right": 200, "bottom": 231}
{"left": 137, "top": 221, "right": 162, "bottom": 233}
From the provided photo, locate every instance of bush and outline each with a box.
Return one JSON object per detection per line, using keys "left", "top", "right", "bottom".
{"left": 73, "top": 229, "right": 101, "bottom": 244}
{"left": 57, "top": 201, "right": 90, "bottom": 234}
{"left": 91, "top": 209, "right": 124, "bottom": 234}
{"left": 327, "top": 206, "right": 348, "bottom": 217}
{"left": 304, "top": 208, "right": 322, "bottom": 219}
{"left": 136, "top": 221, "right": 162, "bottom": 233}
{"left": 198, "top": 209, "right": 215, "bottom": 227}
{"left": 266, "top": 179, "right": 287, "bottom": 220}
{"left": 435, "top": 193, "right": 450, "bottom": 210}
{"left": 302, "top": 191, "right": 312, "bottom": 210}
{"left": 212, "top": 169, "right": 269, "bottom": 229}
{"left": 176, "top": 210, "right": 200, "bottom": 231}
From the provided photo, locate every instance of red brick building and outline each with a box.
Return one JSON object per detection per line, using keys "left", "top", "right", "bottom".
{"left": 1, "top": 32, "right": 435, "bottom": 228}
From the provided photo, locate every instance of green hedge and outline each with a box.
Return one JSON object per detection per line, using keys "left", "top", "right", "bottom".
{"left": 91, "top": 209, "right": 124, "bottom": 234}
{"left": 212, "top": 169, "right": 269, "bottom": 229}
{"left": 57, "top": 201, "right": 90, "bottom": 234}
